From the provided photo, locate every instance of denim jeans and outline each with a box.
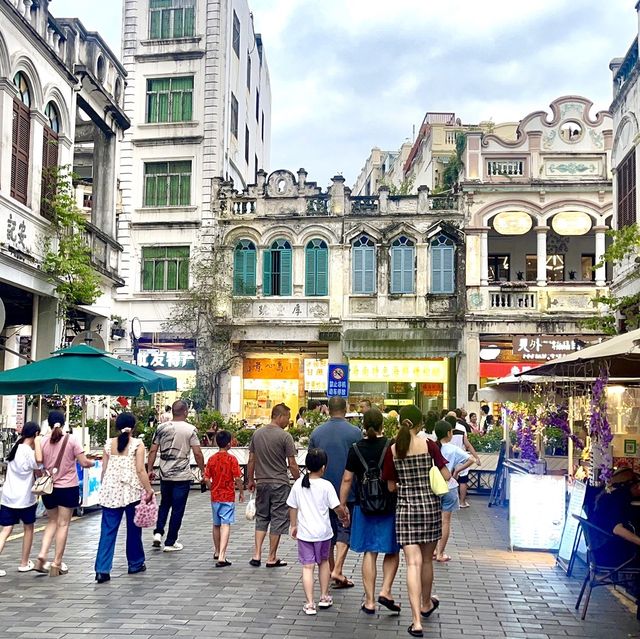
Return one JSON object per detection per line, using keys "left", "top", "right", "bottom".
{"left": 95, "top": 501, "right": 145, "bottom": 575}
{"left": 154, "top": 480, "right": 191, "bottom": 546}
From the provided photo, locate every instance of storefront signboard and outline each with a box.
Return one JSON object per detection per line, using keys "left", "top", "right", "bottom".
{"left": 349, "top": 359, "right": 448, "bottom": 383}
{"left": 0, "top": 208, "right": 45, "bottom": 262}
{"left": 512, "top": 335, "right": 599, "bottom": 361}
{"left": 243, "top": 358, "right": 299, "bottom": 379}
{"left": 137, "top": 349, "right": 195, "bottom": 369}
{"left": 327, "top": 364, "right": 349, "bottom": 397}
{"left": 304, "top": 359, "right": 328, "bottom": 391}
{"left": 480, "top": 362, "right": 534, "bottom": 378}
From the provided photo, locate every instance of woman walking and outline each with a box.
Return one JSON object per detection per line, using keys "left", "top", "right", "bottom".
{"left": 383, "top": 405, "right": 451, "bottom": 637}
{"left": 95, "top": 413, "right": 154, "bottom": 583}
{"left": 35, "top": 411, "right": 95, "bottom": 576}
{"left": 0, "top": 422, "right": 41, "bottom": 575}
{"left": 340, "top": 408, "right": 401, "bottom": 615}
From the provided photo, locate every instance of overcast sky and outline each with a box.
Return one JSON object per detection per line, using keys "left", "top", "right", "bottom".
{"left": 52, "top": 0, "right": 636, "bottom": 187}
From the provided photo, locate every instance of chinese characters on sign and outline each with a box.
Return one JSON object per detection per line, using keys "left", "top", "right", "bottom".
{"left": 137, "top": 349, "right": 195, "bottom": 369}
{"left": 243, "top": 358, "right": 300, "bottom": 380}
{"left": 304, "top": 358, "right": 328, "bottom": 391}
{"left": 327, "top": 364, "right": 349, "bottom": 398}
{"left": 349, "top": 359, "right": 448, "bottom": 383}
{"left": 0, "top": 209, "right": 41, "bottom": 261}
{"left": 512, "top": 335, "right": 598, "bottom": 361}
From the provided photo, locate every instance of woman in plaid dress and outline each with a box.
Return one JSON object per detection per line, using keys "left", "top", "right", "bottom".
{"left": 383, "top": 405, "right": 451, "bottom": 638}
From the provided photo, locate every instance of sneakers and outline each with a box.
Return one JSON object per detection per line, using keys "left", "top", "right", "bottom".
{"left": 0, "top": 569, "right": 6, "bottom": 577}
{"left": 303, "top": 602, "right": 317, "bottom": 615}
{"left": 318, "top": 595, "right": 333, "bottom": 609}
{"left": 163, "top": 542, "right": 184, "bottom": 552}
{"left": 152, "top": 533, "right": 163, "bottom": 548}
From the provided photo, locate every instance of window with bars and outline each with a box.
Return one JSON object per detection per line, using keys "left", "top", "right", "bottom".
{"left": 233, "top": 240, "right": 256, "bottom": 295}
{"left": 430, "top": 234, "right": 455, "bottom": 294}
{"left": 232, "top": 10, "right": 240, "bottom": 57}
{"left": 305, "top": 239, "right": 329, "bottom": 296}
{"left": 352, "top": 235, "right": 376, "bottom": 294}
{"left": 146, "top": 77, "right": 194, "bottom": 123}
{"left": 144, "top": 160, "right": 191, "bottom": 207}
{"left": 142, "top": 246, "right": 190, "bottom": 291}
{"left": 617, "top": 149, "right": 637, "bottom": 229}
{"left": 263, "top": 239, "right": 292, "bottom": 296}
{"left": 149, "top": 0, "right": 195, "bottom": 40}
{"left": 231, "top": 93, "right": 238, "bottom": 139}
{"left": 11, "top": 72, "right": 31, "bottom": 205}
{"left": 41, "top": 102, "right": 60, "bottom": 219}
{"left": 390, "top": 236, "right": 415, "bottom": 294}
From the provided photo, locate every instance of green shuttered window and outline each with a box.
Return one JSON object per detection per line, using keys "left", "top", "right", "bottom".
{"left": 149, "top": 0, "right": 195, "bottom": 40}
{"left": 305, "top": 239, "right": 328, "bottom": 296}
{"left": 142, "top": 246, "right": 189, "bottom": 291}
{"left": 431, "top": 234, "right": 455, "bottom": 294}
{"left": 233, "top": 240, "right": 256, "bottom": 295}
{"left": 144, "top": 161, "right": 191, "bottom": 207}
{"left": 263, "top": 239, "right": 292, "bottom": 296}
{"left": 352, "top": 235, "right": 376, "bottom": 294}
{"left": 390, "top": 236, "right": 415, "bottom": 294}
{"left": 147, "top": 77, "right": 194, "bottom": 123}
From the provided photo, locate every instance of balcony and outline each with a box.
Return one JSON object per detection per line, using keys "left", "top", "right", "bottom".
{"left": 614, "top": 39, "right": 639, "bottom": 99}
{"left": 489, "top": 290, "right": 536, "bottom": 309}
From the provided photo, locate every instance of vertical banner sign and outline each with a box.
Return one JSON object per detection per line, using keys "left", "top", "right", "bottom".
{"left": 327, "top": 364, "right": 349, "bottom": 397}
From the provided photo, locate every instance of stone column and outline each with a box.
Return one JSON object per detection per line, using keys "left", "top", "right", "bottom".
{"left": 594, "top": 225, "right": 607, "bottom": 286}
{"left": 0, "top": 79, "right": 18, "bottom": 192}
{"left": 535, "top": 226, "right": 549, "bottom": 287}
{"left": 480, "top": 228, "right": 489, "bottom": 286}
{"left": 92, "top": 128, "right": 117, "bottom": 237}
{"left": 35, "top": 295, "right": 61, "bottom": 360}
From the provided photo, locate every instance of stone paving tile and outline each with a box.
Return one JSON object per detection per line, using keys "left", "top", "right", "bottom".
{"left": 0, "top": 493, "right": 639, "bottom": 637}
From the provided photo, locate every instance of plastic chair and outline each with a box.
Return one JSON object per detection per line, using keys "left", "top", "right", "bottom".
{"left": 573, "top": 514, "right": 640, "bottom": 620}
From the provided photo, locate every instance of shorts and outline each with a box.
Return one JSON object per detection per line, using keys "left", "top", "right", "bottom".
{"left": 297, "top": 538, "right": 331, "bottom": 565}
{"left": 0, "top": 503, "right": 37, "bottom": 526}
{"left": 329, "top": 503, "right": 353, "bottom": 545}
{"left": 441, "top": 488, "right": 460, "bottom": 513}
{"left": 42, "top": 486, "right": 80, "bottom": 510}
{"left": 211, "top": 502, "right": 236, "bottom": 526}
{"left": 457, "top": 474, "right": 469, "bottom": 485}
{"left": 255, "top": 483, "right": 290, "bottom": 536}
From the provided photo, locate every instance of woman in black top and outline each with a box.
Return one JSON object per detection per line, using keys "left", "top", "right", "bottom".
{"left": 339, "top": 409, "right": 400, "bottom": 614}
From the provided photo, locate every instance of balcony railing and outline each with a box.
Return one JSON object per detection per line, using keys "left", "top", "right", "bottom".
{"left": 487, "top": 160, "right": 525, "bottom": 177}
{"left": 490, "top": 291, "right": 537, "bottom": 309}
{"left": 615, "top": 40, "right": 639, "bottom": 97}
{"left": 351, "top": 196, "right": 378, "bottom": 214}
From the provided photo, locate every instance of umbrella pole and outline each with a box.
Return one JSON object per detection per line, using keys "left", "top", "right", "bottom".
{"left": 81, "top": 395, "right": 87, "bottom": 450}
{"left": 106, "top": 396, "right": 111, "bottom": 441}
{"left": 568, "top": 396, "right": 574, "bottom": 477}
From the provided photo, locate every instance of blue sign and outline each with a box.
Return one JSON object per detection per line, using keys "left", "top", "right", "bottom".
{"left": 327, "top": 363, "right": 349, "bottom": 397}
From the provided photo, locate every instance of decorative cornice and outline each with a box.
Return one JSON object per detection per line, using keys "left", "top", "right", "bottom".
{"left": 132, "top": 136, "right": 203, "bottom": 147}
{"left": 134, "top": 50, "right": 205, "bottom": 63}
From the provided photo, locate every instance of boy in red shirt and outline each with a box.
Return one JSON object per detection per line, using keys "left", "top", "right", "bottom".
{"left": 204, "top": 431, "right": 244, "bottom": 567}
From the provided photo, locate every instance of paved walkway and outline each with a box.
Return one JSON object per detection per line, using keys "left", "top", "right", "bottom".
{"left": 0, "top": 493, "right": 638, "bottom": 639}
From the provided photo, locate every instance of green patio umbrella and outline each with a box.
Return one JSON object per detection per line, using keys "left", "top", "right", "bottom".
{"left": 0, "top": 344, "right": 177, "bottom": 396}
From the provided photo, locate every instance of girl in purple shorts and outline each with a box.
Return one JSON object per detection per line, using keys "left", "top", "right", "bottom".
{"left": 287, "top": 448, "right": 349, "bottom": 615}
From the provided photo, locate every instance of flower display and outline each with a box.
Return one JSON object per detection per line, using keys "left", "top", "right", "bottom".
{"left": 589, "top": 368, "right": 613, "bottom": 484}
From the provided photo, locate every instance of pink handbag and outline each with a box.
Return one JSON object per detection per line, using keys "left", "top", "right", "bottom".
{"left": 133, "top": 492, "right": 158, "bottom": 528}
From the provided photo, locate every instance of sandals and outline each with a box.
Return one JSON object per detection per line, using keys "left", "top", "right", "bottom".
{"left": 34, "top": 558, "right": 48, "bottom": 574}
{"left": 318, "top": 595, "right": 333, "bottom": 609}
{"left": 18, "top": 560, "right": 35, "bottom": 573}
{"left": 378, "top": 595, "right": 401, "bottom": 612}
{"left": 265, "top": 559, "right": 287, "bottom": 568}
{"left": 216, "top": 560, "right": 232, "bottom": 567}
{"left": 49, "top": 563, "right": 64, "bottom": 577}
{"left": 303, "top": 602, "right": 317, "bottom": 616}
{"left": 249, "top": 559, "right": 261, "bottom": 567}
{"left": 408, "top": 624, "right": 424, "bottom": 637}
{"left": 420, "top": 597, "right": 440, "bottom": 619}
{"left": 332, "top": 576, "right": 355, "bottom": 589}
{"left": 436, "top": 554, "right": 451, "bottom": 563}
{"left": 361, "top": 604, "right": 376, "bottom": 615}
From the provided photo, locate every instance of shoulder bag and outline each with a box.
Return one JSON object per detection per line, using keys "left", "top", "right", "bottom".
{"left": 429, "top": 463, "right": 450, "bottom": 496}
{"left": 32, "top": 435, "right": 69, "bottom": 496}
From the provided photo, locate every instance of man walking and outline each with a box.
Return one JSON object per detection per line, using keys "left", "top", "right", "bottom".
{"left": 247, "top": 403, "right": 300, "bottom": 567}
{"left": 147, "top": 400, "right": 205, "bottom": 552}
{"left": 309, "top": 396, "right": 361, "bottom": 588}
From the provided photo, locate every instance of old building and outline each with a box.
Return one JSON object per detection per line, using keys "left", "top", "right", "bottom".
{"left": 609, "top": 9, "right": 640, "bottom": 329}
{"left": 215, "top": 169, "right": 465, "bottom": 422}
{"left": 461, "top": 96, "right": 613, "bottom": 398}
{"left": 0, "top": 0, "right": 128, "bottom": 427}
{"left": 352, "top": 143, "right": 412, "bottom": 196}
{"left": 115, "top": 0, "right": 272, "bottom": 392}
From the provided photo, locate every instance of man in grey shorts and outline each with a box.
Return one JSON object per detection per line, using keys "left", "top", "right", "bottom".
{"left": 247, "top": 403, "right": 300, "bottom": 567}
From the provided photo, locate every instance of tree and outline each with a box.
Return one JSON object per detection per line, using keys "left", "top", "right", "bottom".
{"left": 164, "top": 234, "right": 238, "bottom": 409}
{"left": 41, "top": 166, "right": 102, "bottom": 327}
{"left": 441, "top": 132, "right": 466, "bottom": 192}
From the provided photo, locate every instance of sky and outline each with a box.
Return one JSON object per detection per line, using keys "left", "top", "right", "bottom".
{"left": 52, "top": 0, "right": 637, "bottom": 187}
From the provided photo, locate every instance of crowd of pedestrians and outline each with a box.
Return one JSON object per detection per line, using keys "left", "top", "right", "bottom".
{"left": 0, "top": 397, "right": 482, "bottom": 637}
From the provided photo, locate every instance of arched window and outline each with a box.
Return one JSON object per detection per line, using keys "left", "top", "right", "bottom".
{"left": 233, "top": 240, "right": 256, "bottom": 296}
{"left": 11, "top": 72, "right": 31, "bottom": 205}
{"left": 41, "top": 102, "right": 60, "bottom": 219}
{"left": 390, "top": 235, "right": 415, "bottom": 294}
{"left": 305, "top": 239, "right": 328, "bottom": 296}
{"left": 430, "top": 234, "right": 455, "bottom": 294}
{"left": 352, "top": 234, "right": 376, "bottom": 294}
{"left": 263, "top": 239, "right": 292, "bottom": 296}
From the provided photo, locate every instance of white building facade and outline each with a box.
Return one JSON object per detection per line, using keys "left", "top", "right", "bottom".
{"left": 115, "top": 0, "right": 271, "bottom": 391}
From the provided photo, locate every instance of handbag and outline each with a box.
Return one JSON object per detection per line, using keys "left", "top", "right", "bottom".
{"left": 429, "top": 464, "right": 450, "bottom": 496}
{"left": 32, "top": 435, "right": 69, "bottom": 496}
{"left": 133, "top": 492, "right": 158, "bottom": 528}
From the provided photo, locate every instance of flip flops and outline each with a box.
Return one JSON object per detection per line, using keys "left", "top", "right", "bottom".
{"left": 265, "top": 559, "right": 287, "bottom": 568}
{"left": 378, "top": 595, "right": 401, "bottom": 612}
{"left": 332, "top": 577, "right": 355, "bottom": 588}
{"left": 420, "top": 597, "right": 440, "bottom": 619}
{"left": 216, "top": 560, "right": 232, "bottom": 567}
{"left": 361, "top": 604, "right": 376, "bottom": 615}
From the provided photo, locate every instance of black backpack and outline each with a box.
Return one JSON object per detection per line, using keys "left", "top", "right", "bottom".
{"left": 352, "top": 440, "right": 391, "bottom": 515}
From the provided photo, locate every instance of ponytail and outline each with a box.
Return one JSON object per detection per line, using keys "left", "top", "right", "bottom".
{"left": 115, "top": 412, "right": 136, "bottom": 453}
{"left": 48, "top": 410, "right": 66, "bottom": 444}
{"left": 302, "top": 471, "right": 311, "bottom": 489}
{"left": 363, "top": 408, "right": 383, "bottom": 440}
{"left": 117, "top": 431, "right": 131, "bottom": 453}
{"left": 396, "top": 419, "right": 413, "bottom": 459}
{"left": 303, "top": 448, "right": 327, "bottom": 489}
{"left": 50, "top": 426, "right": 63, "bottom": 444}
{"left": 6, "top": 439, "right": 23, "bottom": 463}
{"left": 7, "top": 421, "right": 41, "bottom": 462}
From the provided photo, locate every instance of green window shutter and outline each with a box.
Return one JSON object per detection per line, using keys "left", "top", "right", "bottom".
{"left": 180, "top": 174, "right": 190, "bottom": 205}
{"left": 233, "top": 247, "right": 245, "bottom": 295}
{"left": 245, "top": 248, "right": 256, "bottom": 295}
{"left": 263, "top": 250, "right": 272, "bottom": 296}
{"left": 161, "top": 9, "right": 170, "bottom": 38}
{"left": 173, "top": 8, "right": 184, "bottom": 38}
{"left": 316, "top": 245, "right": 328, "bottom": 296}
{"left": 363, "top": 247, "right": 375, "bottom": 293}
{"left": 156, "top": 175, "right": 168, "bottom": 206}
{"left": 154, "top": 259, "right": 165, "bottom": 291}
{"left": 166, "top": 258, "right": 178, "bottom": 290}
{"left": 142, "top": 255, "right": 154, "bottom": 291}
{"left": 305, "top": 245, "right": 316, "bottom": 296}
{"left": 178, "top": 257, "right": 189, "bottom": 289}
{"left": 184, "top": 7, "right": 195, "bottom": 36}
{"left": 144, "top": 175, "right": 155, "bottom": 206}
{"left": 280, "top": 248, "right": 292, "bottom": 296}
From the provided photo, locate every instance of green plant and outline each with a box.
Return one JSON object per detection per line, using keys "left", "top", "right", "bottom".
{"left": 467, "top": 428, "right": 507, "bottom": 453}
{"left": 379, "top": 177, "right": 414, "bottom": 195}
{"left": 41, "top": 166, "right": 101, "bottom": 324}
{"left": 383, "top": 415, "right": 399, "bottom": 439}
{"left": 86, "top": 418, "right": 108, "bottom": 448}
{"left": 287, "top": 424, "right": 314, "bottom": 445}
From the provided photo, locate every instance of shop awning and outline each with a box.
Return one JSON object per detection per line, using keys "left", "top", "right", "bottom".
{"left": 343, "top": 328, "right": 462, "bottom": 359}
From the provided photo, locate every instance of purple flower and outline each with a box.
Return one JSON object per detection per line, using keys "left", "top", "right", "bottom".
{"left": 589, "top": 368, "right": 613, "bottom": 485}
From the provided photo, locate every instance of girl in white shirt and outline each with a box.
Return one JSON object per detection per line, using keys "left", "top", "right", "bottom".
{"left": 287, "top": 448, "right": 349, "bottom": 615}
{"left": 0, "top": 422, "right": 42, "bottom": 576}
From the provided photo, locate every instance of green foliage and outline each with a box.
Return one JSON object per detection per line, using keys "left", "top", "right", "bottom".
{"left": 544, "top": 426, "right": 568, "bottom": 455}
{"left": 86, "top": 418, "right": 108, "bottom": 448}
{"left": 379, "top": 177, "right": 414, "bottom": 196}
{"left": 442, "top": 133, "right": 466, "bottom": 191}
{"left": 383, "top": 415, "right": 399, "bottom": 439}
{"left": 467, "top": 429, "right": 517, "bottom": 453}
{"left": 287, "top": 424, "right": 314, "bottom": 445}
{"left": 41, "top": 166, "right": 101, "bottom": 322}
{"left": 597, "top": 224, "right": 640, "bottom": 268}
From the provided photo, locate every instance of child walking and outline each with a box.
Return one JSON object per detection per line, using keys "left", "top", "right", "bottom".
{"left": 204, "top": 430, "right": 244, "bottom": 567}
{"left": 287, "top": 448, "right": 349, "bottom": 615}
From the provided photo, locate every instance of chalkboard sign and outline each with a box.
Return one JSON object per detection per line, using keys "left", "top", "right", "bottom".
{"left": 556, "top": 480, "right": 587, "bottom": 575}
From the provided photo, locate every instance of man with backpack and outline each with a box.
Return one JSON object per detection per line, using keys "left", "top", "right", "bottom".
{"left": 309, "top": 396, "right": 361, "bottom": 588}
{"left": 339, "top": 408, "right": 401, "bottom": 614}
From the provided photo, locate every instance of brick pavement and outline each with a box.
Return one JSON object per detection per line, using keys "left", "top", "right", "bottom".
{"left": 0, "top": 493, "right": 638, "bottom": 639}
